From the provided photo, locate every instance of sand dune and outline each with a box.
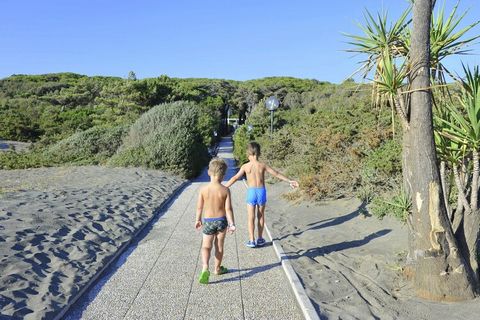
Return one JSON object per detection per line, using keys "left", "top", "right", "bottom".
{"left": 0, "top": 166, "right": 183, "bottom": 319}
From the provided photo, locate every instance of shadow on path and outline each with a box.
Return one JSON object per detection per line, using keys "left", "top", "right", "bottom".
{"left": 209, "top": 261, "right": 281, "bottom": 285}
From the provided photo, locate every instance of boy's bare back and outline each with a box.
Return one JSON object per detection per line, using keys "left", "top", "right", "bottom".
{"left": 200, "top": 183, "right": 230, "bottom": 219}
{"left": 242, "top": 161, "right": 267, "bottom": 188}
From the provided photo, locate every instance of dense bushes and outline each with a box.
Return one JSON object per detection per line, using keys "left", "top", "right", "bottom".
{"left": 45, "top": 125, "right": 127, "bottom": 165}
{"left": 232, "top": 125, "right": 254, "bottom": 165}
{"left": 0, "top": 73, "right": 232, "bottom": 145}
{"left": 109, "top": 101, "right": 209, "bottom": 178}
{"left": 0, "top": 125, "right": 127, "bottom": 169}
{"left": 0, "top": 102, "right": 211, "bottom": 177}
{"left": 1, "top": 73, "right": 406, "bottom": 219}
{"left": 233, "top": 82, "right": 403, "bottom": 219}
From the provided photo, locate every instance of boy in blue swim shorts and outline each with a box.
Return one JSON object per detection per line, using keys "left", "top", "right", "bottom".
{"left": 225, "top": 142, "right": 298, "bottom": 248}
{"left": 195, "top": 158, "right": 236, "bottom": 284}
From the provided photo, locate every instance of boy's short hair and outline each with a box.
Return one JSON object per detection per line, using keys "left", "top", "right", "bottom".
{"left": 209, "top": 157, "right": 227, "bottom": 177}
{"left": 247, "top": 141, "right": 261, "bottom": 157}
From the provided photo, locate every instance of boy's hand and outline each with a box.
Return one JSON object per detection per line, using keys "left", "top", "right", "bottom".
{"left": 228, "top": 225, "right": 236, "bottom": 234}
{"left": 289, "top": 180, "right": 299, "bottom": 189}
{"left": 195, "top": 220, "right": 202, "bottom": 230}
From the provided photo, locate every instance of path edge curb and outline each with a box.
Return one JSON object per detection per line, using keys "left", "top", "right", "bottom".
{"left": 265, "top": 224, "right": 320, "bottom": 320}
{"left": 55, "top": 179, "right": 190, "bottom": 320}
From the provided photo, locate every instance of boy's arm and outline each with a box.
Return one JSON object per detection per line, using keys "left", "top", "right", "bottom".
{"left": 225, "top": 189, "right": 235, "bottom": 231}
{"left": 224, "top": 166, "right": 245, "bottom": 188}
{"left": 195, "top": 189, "right": 204, "bottom": 230}
{"left": 265, "top": 165, "right": 299, "bottom": 188}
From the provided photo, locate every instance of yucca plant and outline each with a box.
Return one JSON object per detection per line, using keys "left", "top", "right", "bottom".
{"left": 430, "top": 2, "right": 480, "bottom": 82}
{"left": 345, "top": 8, "right": 411, "bottom": 74}
{"left": 434, "top": 102, "right": 469, "bottom": 225}
{"left": 458, "top": 65, "right": 480, "bottom": 212}
{"left": 430, "top": 64, "right": 480, "bottom": 283}
{"left": 439, "top": 66, "right": 480, "bottom": 210}
{"left": 346, "top": 2, "right": 479, "bottom": 91}
{"left": 374, "top": 49, "right": 409, "bottom": 133}
{"left": 383, "top": 187, "right": 412, "bottom": 222}
{"left": 345, "top": 8, "right": 410, "bottom": 109}
{"left": 347, "top": 0, "right": 480, "bottom": 299}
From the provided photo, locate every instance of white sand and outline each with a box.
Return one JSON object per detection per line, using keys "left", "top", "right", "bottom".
{"left": 266, "top": 183, "right": 480, "bottom": 320}
{"left": 0, "top": 166, "right": 183, "bottom": 319}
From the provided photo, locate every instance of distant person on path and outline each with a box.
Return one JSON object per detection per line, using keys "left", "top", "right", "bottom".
{"left": 195, "top": 158, "right": 236, "bottom": 284}
{"left": 225, "top": 142, "right": 299, "bottom": 248}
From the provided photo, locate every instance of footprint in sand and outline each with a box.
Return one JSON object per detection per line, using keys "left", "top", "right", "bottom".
{"left": 52, "top": 226, "right": 70, "bottom": 238}
{"left": 91, "top": 222, "right": 104, "bottom": 232}
{"left": 31, "top": 234, "right": 47, "bottom": 246}
{"left": 72, "top": 230, "right": 85, "bottom": 240}
{"left": 34, "top": 252, "right": 51, "bottom": 265}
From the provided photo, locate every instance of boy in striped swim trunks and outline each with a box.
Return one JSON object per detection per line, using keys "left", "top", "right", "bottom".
{"left": 195, "top": 158, "right": 236, "bottom": 284}
{"left": 225, "top": 142, "right": 298, "bottom": 248}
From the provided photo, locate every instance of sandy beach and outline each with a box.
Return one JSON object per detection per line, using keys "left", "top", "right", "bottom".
{"left": 266, "top": 182, "right": 480, "bottom": 320}
{"left": 0, "top": 166, "right": 184, "bottom": 319}
{"left": 3, "top": 165, "right": 480, "bottom": 320}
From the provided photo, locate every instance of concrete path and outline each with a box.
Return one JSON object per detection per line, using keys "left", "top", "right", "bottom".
{"left": 65, "top": 137, "right": 303, "bottom": 320}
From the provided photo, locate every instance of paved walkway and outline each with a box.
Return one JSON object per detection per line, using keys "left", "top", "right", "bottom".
{"left": 65, "top": 138, "right": 303, "bottom": 320}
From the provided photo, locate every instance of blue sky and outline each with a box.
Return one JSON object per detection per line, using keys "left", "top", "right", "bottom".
{"left": 1, "top": 0, "right": 479, "bottom": 83}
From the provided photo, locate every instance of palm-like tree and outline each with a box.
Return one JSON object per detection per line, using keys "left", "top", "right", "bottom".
{"left": 346, "top": 0, "right": 480, "bottom": 299}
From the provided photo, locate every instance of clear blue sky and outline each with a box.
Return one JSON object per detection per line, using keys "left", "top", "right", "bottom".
{"left": 1, "top": 0, "right": 479, "bottom": 83}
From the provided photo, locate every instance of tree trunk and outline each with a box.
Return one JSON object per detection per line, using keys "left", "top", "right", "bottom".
{"left": 471, "top": 151, "right": 479, "bottom": 212}
{"left": 439, "top": 161, "right": 451, "bottom": 220}
{"left": 463, "top": 150, "right": 480, "bottom": 283}
{"left": 453, "top": 165, "right": 472, "bottom": 214}
{"left": 404, "top": 0, "right": 477, "bottom": 300}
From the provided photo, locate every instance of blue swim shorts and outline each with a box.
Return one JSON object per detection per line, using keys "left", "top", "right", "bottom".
{"left": 246, "top": 187, "right": 267, "bottom": 206}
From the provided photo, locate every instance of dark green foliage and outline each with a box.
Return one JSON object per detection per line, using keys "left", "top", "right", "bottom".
{"left": 369, "top": 188, "right": 411, "bottom": 221}
{"left": 0, "top": 125, "right": 127, "bottom": 169}
{"left": 109, "top": 101, "right": 209, "bottom": 178}
{"left": 45, "top": 125, "right": 128, "bottom": 165}
{"left": 0, "top": 150, "right": 49, "bottom": 169}
{"left": 233, "top": 125, "right": 254, "bottom": 165}
{"left": 235, "top": 81, "right": 401, "bottom": 201}
{"left": 1, "top": 72, "right": 403, "bottom": 193}
{"left": 363, "top": 139, "right": 402, "bottom": 186}
{"left": 197, "top": 96, "right": 223, "bottom": 146}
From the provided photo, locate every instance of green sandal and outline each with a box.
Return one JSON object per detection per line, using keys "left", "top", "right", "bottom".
{"left": 215, "top": 266, "right": 228, "bottom": 275}
{"left": 199, "top": 270, "right": 210, "bottom": 284}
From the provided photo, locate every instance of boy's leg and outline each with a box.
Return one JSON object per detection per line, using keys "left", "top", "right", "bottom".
{"left": 257, "top": 205, "right": 266, "bottom": 240}
{"left": 247, "top": 204, "right": 256, "bottom": 241}
{"left": 213, "top": 230, "right": 227, "bottom": 273}
{"left": 201, "top": 234, "right": 215, "bottom": 271}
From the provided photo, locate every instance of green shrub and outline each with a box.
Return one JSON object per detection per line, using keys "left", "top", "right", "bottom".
{"left": 0, "top": 125, "right": 127, "bottom": 169}
{"left": 45, "top": 125, "right": 127, "bottom": 165}
{"left": 109, "top": 101, "right": 208, "bottom": 178}
{"left": 368, "top": 188, "right": 411, "bottom": 221}
{"left": 363, "top": 139, "right": 402, "bottom": 181}
{"left": 232, "top": 125, "right": 254, "bottom": 164}
{"left": 0, "top": 150, "right": 49, "bottom": 169}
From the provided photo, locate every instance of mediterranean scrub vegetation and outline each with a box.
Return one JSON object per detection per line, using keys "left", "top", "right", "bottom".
{"left": 345, "top": 0, "right": 480, "bottom": 301}
{"left": 234, "top": 81, "right": 401, "bottom": 202}
{"left": 0, "top": 74, "right": 231, "bottom": 176}
{"left": 108, "top": 101, "right": 209, "bottom": 178}
{"left": 1, "top": 72, "right": 401, "bottom": 187}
